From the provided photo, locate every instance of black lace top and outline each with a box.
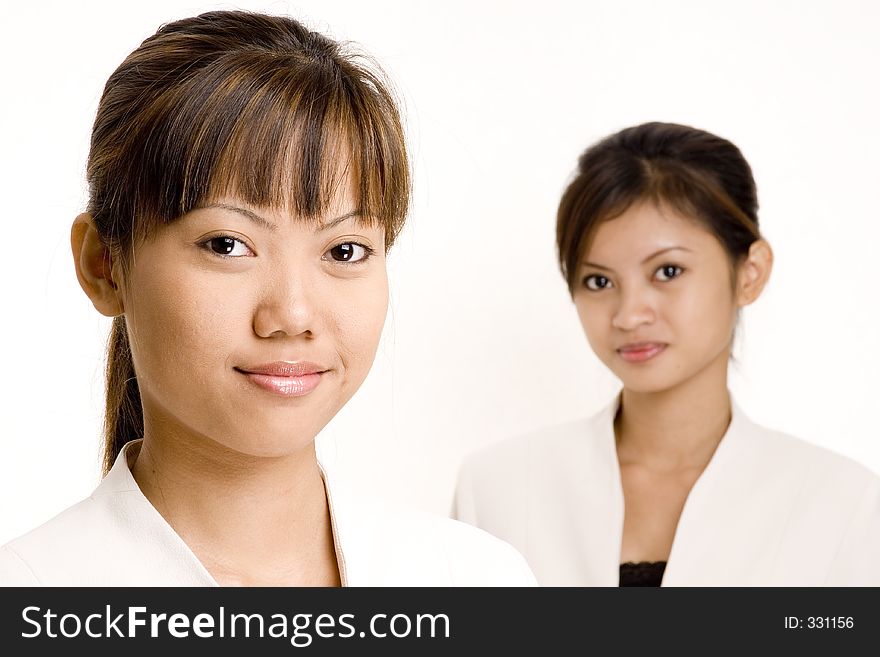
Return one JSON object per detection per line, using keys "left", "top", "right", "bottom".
{"left": 619, "top": 561, "right": 667, "bottom": 587}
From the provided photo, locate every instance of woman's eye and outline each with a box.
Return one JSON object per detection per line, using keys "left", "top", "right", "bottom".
{"left": 203, "top": 236, "right": 253, "bottom": 257}
{"left": 655, "top": 264, "right": 683, "bottom": 281}
{"left": 583, "top": 274, "right": 612, "bottom": 291}
{"left": 325, "top": 242, "right": 373, "bottom": 263}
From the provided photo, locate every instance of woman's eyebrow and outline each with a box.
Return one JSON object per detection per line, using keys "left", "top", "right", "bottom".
{"left": 202, "top": 203, "right": 277, "bottom": 231}
{"left": 201, "top": 204, "right": 363, "bottom": 232}
{"left": 640, "top": 245, "right": 692, "bottom": 263}
{"left": 582, "top": 246, "right": 692, "bottom": 271}
{"left": 316, "top": 209, "right": 363, "bottom": 232}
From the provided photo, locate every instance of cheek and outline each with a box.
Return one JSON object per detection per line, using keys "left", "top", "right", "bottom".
{"left": 328, "top": 273, "right": 388, "bottom": 370}
{"left": 125, "top": 268, "right": 243, "bottom": 385}
{"left": 671, "top": 277, "right": 737, "bottom": 344}
{"left": 574, "top": 298, "right": 608, "bottom": 346}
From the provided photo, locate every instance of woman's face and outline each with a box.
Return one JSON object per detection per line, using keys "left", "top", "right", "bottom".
{"left": 573, "top": 200, "right": 742, "bottom": 395}
{"left": 117, "top": 187, "right": 388, "bottom": 457}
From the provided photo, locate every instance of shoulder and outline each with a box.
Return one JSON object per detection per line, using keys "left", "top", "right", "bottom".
{"left": 0, "top": 544, "right": 40, "bottom": 585}
{"left": 455, "top": 403, "right": 615, "bottom": 512}
{"left": 328, "top": 484, "right": 536, "bottom": 586}
{"left": 0, "top": 495, "right": 105, "bottom": 586}
{"left": 452, "top": 406, "right": 618, "bottom": 540}
{"left": 0, "top": 482, "right": 215, "bottom": 586}
{"left": 459, "top": 412, "right": 606, "bottom": 482}
{"left": 737, "top": 415, "right": 879, "bottom": 495}
{"left": 397, "top": 510, "right": 537, "bottom": 586}
{"left": 734, "top": 418, "right": 880, "bottom": 584}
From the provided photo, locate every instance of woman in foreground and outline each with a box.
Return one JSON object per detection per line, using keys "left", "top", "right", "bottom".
{"left": 454, "top": 122, "right": 880, "bottom": 586}
{"left": 0, "top": 10, "right": 534, "bottom": 587}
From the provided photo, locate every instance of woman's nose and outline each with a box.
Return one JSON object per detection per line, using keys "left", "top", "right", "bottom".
{"left": 252, "top": 269, "right": 318, "bottom": 339}
{"left": 611, "top": 285, "right": 656, "bottom": 331}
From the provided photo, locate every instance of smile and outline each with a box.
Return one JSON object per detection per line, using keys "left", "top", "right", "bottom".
{"left": 616, "top": 342, "right": 667, "bottom": 363}
{"left": 235, "top": 362, "right": 328, "bottom": 397}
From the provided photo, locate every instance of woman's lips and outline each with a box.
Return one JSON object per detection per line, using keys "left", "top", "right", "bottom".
{"left": 235, "top": 362, "right": 327, "bottom": 397}
{"left": 617, "top": 342, "right": 667, "bottom": 363}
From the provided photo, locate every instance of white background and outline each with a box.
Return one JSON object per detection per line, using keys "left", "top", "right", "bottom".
{"left": 1, "top": 0, "right": 879, "bottom": 545}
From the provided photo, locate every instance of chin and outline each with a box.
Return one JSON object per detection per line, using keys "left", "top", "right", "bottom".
{"left": 610, "top": 366, "right": 688, "bottom": 396}
{"left": 618, "top": 379, "right": 672, "bottom": 395}
{"left": 213, "top": 432, "right": 319, "bottom": 459}
{"left": 202, "top": 411, "right": 330, "bottom": 458}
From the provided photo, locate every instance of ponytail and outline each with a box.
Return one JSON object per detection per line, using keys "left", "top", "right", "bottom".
{"left": 102, "top": 316, "right": 143, "bottom": 475}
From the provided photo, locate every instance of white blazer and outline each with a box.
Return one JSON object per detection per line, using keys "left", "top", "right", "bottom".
{"left": 1, "top": 440, "right": 535, "bottom": 586}
{"left": 453, "top": 394, "right": 880, "bottom": 586}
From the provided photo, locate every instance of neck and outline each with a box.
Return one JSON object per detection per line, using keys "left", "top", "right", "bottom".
{"left": 131, "top": 411, "right": 339, "bottom": 586}
{"left": 615, "top": 349, "right": 732, "bottom": 472}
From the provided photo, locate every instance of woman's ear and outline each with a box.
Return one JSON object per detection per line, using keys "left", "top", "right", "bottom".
{"left": 735, "top": 238, "right": 773, "bottom": 307}
{"left": 71, "top": 213, "right": 124, "bottom": 317}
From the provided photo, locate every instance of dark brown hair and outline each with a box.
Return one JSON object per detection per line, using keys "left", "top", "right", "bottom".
{"left": 556, "top": 122, "right": 761, "bottom": 294}
{"left": 88, "top": 11, "right": 410, "bottom": 474}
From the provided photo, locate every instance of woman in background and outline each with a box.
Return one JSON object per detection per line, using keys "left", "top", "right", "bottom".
{"left": 0, "top": 10, "right": 533, "bottom": 587}
{"left": 454, "top": 122, "right": 880, "bottom": 586}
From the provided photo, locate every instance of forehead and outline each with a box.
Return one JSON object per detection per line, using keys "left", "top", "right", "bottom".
{"left": 584, "top": 201, "right": 722, "bottom": 262}
{"left": 182, "top": 197, "right": 385, "bottom": 240}
{"left": 206, "top": 131, "right": 358, "bottom": 217}
{"left": 196, "top": 147, "right": 382, "bottom": 230}
{"left": 205, "top": 164, "right": 359, "bottom": 224}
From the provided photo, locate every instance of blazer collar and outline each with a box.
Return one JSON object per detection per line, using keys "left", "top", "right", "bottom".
{"left": 597, "top": 389, "right": 756, "bottom": 471}
{"left": 596, "top": 389, "right": 758, "bottom": 585}
{"left": 99, "top": 440, "right": 354, "bottom": 586}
